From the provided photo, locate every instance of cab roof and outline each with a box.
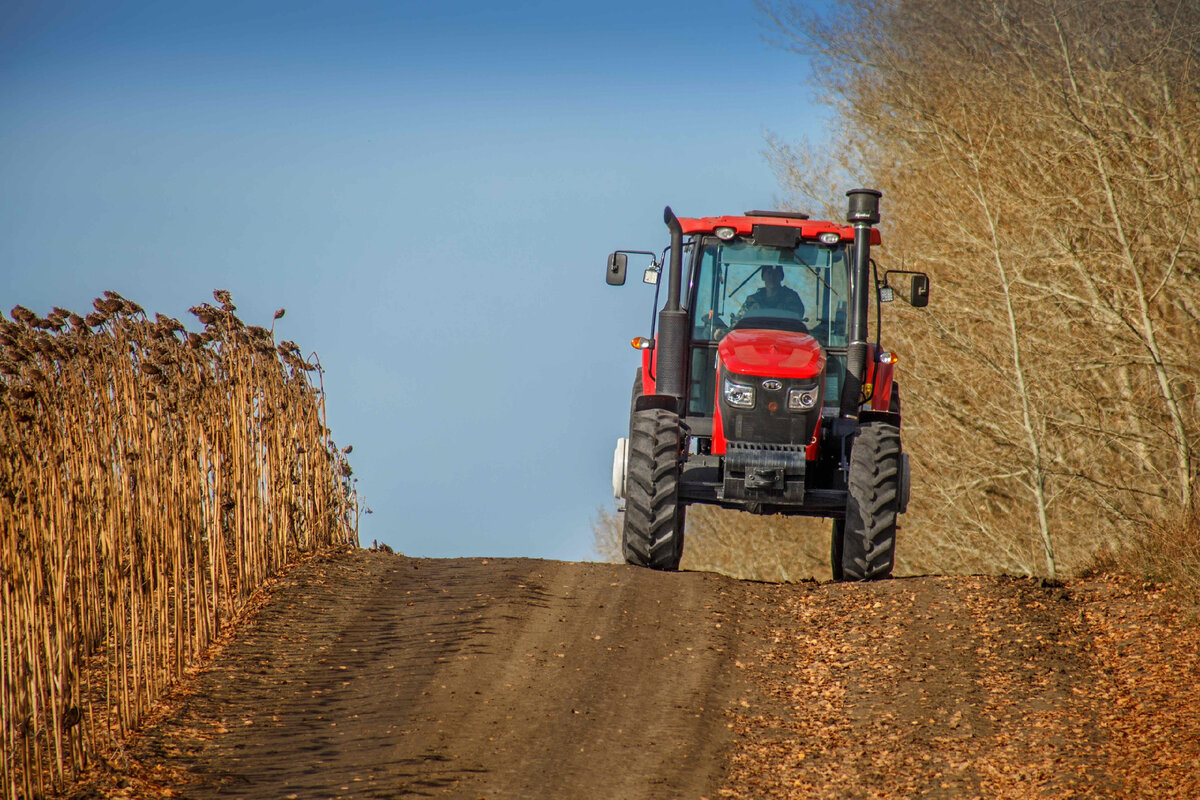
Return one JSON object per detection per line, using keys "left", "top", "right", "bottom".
{"left": 676, "top": 212, "right": 881, "bottom": 245}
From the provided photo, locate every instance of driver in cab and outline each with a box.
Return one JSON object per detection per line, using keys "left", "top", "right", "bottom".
{"left": 729, "top": 264, "right": 805, "bottom": 326}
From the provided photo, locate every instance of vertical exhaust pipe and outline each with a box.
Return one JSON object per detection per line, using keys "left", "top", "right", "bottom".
{"left": 657, "top": 206, "right": 689, "bottom": 404}
{"left": 840, "top": 189, "right": 882, "bottom": 418}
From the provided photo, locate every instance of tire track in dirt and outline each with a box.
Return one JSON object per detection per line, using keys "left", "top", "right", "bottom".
{"left": 125, "top": 550, "right": 746, "bottom": 799}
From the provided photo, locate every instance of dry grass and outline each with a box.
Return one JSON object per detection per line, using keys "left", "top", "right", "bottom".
{"left": 594, "top": 505, "right": 829, "bottom": 582}
{"left": 0, "top": 291, "right": 358, "bottom": 799}
{"left": 1112, "top": 500, "right": 1200, "bottom": 607}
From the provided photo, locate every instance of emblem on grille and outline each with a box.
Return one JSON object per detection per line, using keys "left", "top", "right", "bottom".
{"left": 761, "top": 379, "right": 783, "bottom": 391}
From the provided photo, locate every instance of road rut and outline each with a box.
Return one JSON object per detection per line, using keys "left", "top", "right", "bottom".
{"left": 126, "top": 551, "right": 744, "bottom": 799}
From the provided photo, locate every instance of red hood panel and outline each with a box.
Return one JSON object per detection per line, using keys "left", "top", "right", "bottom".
{"left": 717, "top": 329, "right": 826, "bottom": 379}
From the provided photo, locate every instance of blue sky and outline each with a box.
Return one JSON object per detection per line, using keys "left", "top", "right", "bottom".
{"left": 1, "top": 0, "right": 833, "bottom": 560}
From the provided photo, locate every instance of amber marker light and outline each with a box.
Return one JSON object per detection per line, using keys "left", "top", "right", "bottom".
{"left": 878, "top": 351, "right": 899, "bottom": 365}
{"left": 631, "top": 337, "right": 653, "bottom": 350}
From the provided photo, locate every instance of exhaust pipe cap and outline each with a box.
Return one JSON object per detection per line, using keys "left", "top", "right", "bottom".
{"left": 846, "top": 188, "right": 882, "bottom": 225}
{"left": 663, "top": 205, "right": 682, "bottom": 232}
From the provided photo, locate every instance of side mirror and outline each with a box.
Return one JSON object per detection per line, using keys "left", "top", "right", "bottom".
{"left": 882, "top": 270, "right": 930, "bottom": 307}
{"left": 909, "top": 274, "right": 930, "bottom": 307}
{"left": 606, "top": 252, "right": 628, "bottom": 286}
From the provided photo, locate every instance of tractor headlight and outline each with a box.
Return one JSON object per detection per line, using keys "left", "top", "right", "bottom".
{"left": 724, "top": 379, "right": 755, "bottom": 409}
{"left": 787, "top": 387, "right": 818, "bottom": 410}
{"left": 714, "top": 226, "right": 736, "bottom": 241}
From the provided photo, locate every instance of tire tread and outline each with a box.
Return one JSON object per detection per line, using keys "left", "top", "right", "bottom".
{"left": 839, "top": 422, "right": 901, "bottom": 581}
{"left": 623, "top": 408, "right": 685, "bottom": 570}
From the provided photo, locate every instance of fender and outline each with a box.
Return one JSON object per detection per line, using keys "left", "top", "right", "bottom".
{"left": 640, "top": 341, "right": 657, "bottom": 395}
{"left": 863, "top": 344, "right": 897, "bottom": 414}
{"left": 870, "top": 363, "right": 896, "bottom": 413}
{"left": 859, "top": 409, "right": 901, "bottom": 426}
{"left": 634, "top": 394, "right": 681, "bottom": 414}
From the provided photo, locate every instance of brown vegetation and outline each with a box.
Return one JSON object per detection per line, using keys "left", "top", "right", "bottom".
{"left": 758, "top": 0, "right": 1200, "bottom": 580}
{"left": 1119, "top": 500, "right": 1200, "bottom": 600}
{"left": 0, "top": 291, "right": 358, "bottom": 799}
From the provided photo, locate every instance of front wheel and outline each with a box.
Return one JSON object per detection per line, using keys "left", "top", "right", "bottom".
{"left": 836, "top": 422, "right": 901, "bottom": 581}
{"left": 623, "top": 408, "right": 685, "bottom": 570}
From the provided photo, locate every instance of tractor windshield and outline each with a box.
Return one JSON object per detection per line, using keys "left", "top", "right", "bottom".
{"left": 690, "top": 239, "right": 849, "bottom": 346}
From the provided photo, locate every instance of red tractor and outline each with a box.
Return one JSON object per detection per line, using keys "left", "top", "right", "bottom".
{"left": 606, "top": 190, "right": 929, "bottom": 580}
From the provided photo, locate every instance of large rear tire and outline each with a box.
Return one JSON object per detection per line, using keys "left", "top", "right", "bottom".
{"left": 837, "top": 421, "right": 901, "bottom": 581}
{"left": 623, "top": 408, "right": 685, "bottom": 570}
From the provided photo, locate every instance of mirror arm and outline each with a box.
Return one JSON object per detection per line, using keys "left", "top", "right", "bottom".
{"left": 647, "top": 268, "right": 663, "bottom": 382}
{"left": 617, "top": 250, "right": 660, "bottom": 266}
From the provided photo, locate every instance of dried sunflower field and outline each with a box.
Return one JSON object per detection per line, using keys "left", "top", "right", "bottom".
{"left": 0, "top": 290, "right": 358, "bottom": 799}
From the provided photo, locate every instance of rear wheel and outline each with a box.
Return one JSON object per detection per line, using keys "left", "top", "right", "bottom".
{"left": 837, "top": 422, "right": 901, "bottom": 581}
{"left": 623, "top": 408, "right": 685, "bottom": 570}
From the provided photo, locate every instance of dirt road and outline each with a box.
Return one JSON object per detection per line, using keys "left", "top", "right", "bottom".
{"left": 87, "top": 549, "right": 1200, "bottom": 799}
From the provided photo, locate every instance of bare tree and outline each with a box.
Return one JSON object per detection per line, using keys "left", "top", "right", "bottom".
{"left": 762, "top": 0, "right": 1200, "bottom": 576}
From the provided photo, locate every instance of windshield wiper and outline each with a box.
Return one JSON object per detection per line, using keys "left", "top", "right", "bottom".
{"left": 727, "top": 265, "right": 763, "bottom": 298}
{"left": 792, "top": 252, "right": 839, "bottom": 296}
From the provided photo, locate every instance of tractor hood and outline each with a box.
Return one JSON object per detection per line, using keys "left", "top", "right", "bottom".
{"left": 717, "top": 329, "right": 826, "bottom": 380}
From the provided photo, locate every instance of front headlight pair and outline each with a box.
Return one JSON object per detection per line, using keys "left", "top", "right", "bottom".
{"left": 723, "top": 379, "right": 818, "bottom": 411}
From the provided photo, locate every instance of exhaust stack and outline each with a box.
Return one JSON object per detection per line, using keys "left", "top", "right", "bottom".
{"left": 654, "top": 206, "right": 689, "bottom": 405}
{"left": 839, "top": 189, "right": 882, "bottom": 418}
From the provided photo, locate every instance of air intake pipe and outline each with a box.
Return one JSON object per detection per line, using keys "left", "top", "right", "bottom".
{"left": 657, "top": 206, "right": 689, "bottom": 404}
{"left": 839, "top": 189, "right": 882, "bottom": 419}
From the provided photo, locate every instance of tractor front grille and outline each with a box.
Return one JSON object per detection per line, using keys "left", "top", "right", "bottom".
{"left": 718, "top": 368, "right": 821, "bottom": 447}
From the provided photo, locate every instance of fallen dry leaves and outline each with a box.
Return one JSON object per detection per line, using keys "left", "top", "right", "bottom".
{"left": 719, "top": 575, "right": 1200, "bottom": 799}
